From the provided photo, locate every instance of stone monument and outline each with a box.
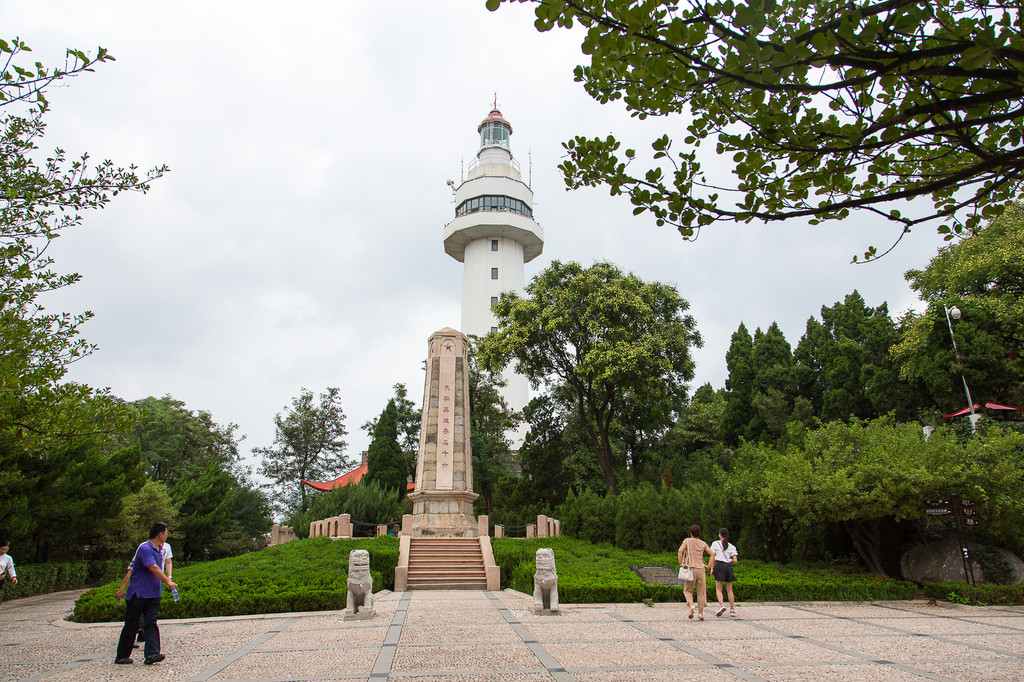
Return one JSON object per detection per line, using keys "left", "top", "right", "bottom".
{"left": 407, "top": 328, "right": 479, "bottom": 536}
{"left": 532, "top": 548, "right": 560, "bottom": 614}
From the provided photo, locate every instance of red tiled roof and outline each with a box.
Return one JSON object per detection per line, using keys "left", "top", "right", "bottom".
{"left": 301, "top": 463, "right": 415, "bottom": 491}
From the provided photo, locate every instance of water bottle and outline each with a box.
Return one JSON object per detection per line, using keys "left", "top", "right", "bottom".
{"left": 172, "top": 588, "right": 179, "bottom": 602}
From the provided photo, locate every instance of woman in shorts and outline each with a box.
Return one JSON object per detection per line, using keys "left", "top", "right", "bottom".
{"left": 711, "top": 527, "right": 738, "bottom": 617}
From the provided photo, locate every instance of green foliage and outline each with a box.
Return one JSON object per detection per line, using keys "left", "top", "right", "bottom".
{"left": 556, "top": 482, "right": 737, "bottom": 553}
{"left": 489, "top": 1, "right": 1024, "bottom": 256}
{"left": 256, "top": 387, "right": 350, "bottom": 514}
{"left": 1, "top": 562, "right": 88, "bottom": 600}
{"left": 468, "top": 340, "right": 516, "bottom": 515}
{"left": 70, "top": 537, "right": 399, "bottom": 622}
{"left": 924, "top": 582, "right": 1024, "bottom": 606}
{"left": 491, "top": 537, "right": 916, "bottom": 603}
{"left": 290, "top": 481, "right": 402, "bottom": 537}
{"left": 364, "top": 399, "right": 410, "bottom": 498}
{"left": 480, "top": 260, "right": 701, "bottom": 493}
{"left": 728, "top": 416, "right": 1024, "bottom": 575}
{"left": 895, "top": 204, "right": 1024, "bottom": 410}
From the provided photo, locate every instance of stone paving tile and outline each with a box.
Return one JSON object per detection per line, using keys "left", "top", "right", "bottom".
{"left": 523, "top": 620, "right": 653, "bottom": 641}
{"left": 209, "top": 646, "right": 378, "bottom": 679}
{"left": 570, "top": 669, "right": 714, "bottom": 681}
{"left": 955, "top": 615, "right": 1024, "bottom": 630}
{"left": 746, "top": 662, "right": 935, "bottom": 681}
{"left": 0, "top": 663, "right": 60, "bottom": 681}
{"left": 510, "top": 608, "right": 619, "bottom": 624}
{"left": 635, "top": 618, "right": 768, "bottom": 639}
{"left": 398, "top": 623, "right": 518, "bottom": 644}
{"left": 818, "top": 634, "right": 1014, "bottom": 661}
{"left": 161, "top": 632, "right": 268, "bottom": 656}
{"left": 168, "top": 617, "right": 294, "bottom": 637}
{"left": 867, "top": 616, "right": 1019, "bottom": 635}
{"left": 391, "top": 671, "right": 557, "bottom": 675}
{"left": 543, "top": 640, "right": 705, "bottom": 668}
{"left": 730, "top": 605, "right": 825, "bottom": 620}
{"left": 44, "top": 654, "right": 225, "bottom": 681}
{"left": 391, "top": 642, "right": 540, "bottom": 672}
{"left": 797, "top": 603, "right": 923, "bottom": 618}
{"left": 911, "top": 660, "right": 1024, "bottom": 681}
{"left": 766, "top": 617, "right": 897, "bottom": 637}
{"left": 944, "top": 632, "right": 1024, "bottom": 655}
{"left": 403, "top": 607, "right": 508, "bottom": 625}
{"left": 256, "top": 624, "right": 389, "bottom": 648}
{"left": 0, "top": 640, "right": 106, "bottom": 664}
{"left": 686, "top": 636, "right": 862, "bottom": 665}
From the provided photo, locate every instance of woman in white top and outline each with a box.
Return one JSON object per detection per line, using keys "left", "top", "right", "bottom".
{"left": 710, "top": 527, "right": 738, "bottom": 617}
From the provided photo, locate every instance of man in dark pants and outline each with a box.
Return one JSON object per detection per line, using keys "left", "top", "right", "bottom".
{"left": 115, "top": 522, "right": 177, "bottom": 665}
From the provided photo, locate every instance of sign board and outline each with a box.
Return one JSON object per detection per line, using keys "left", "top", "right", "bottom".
{"left": 924, "top": 499, "right": 951, "bottom": 507}
{"left": 961, "top": 508, "right": 977, "bottom": 516}
{"left": 925, "top": 509, "right": 953, "bottom": 516}
{"left": 960, "top": 499, "right": 975, "bottom": 507}
{"left": 965, "top": 519, "right": 982, "bottom": 527}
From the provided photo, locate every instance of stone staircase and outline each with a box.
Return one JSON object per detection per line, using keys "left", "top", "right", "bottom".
{"left": 405, "top": 538, "right": 488, "bottom": 590}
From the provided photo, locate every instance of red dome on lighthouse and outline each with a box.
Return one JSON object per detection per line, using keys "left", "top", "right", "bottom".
{"left": 478, "top": 107, "right": 512, "bottom": 134}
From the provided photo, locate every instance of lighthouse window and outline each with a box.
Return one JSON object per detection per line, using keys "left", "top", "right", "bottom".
{"left": 455, "top": 195, "right": 533, "bottom": 219}
{"left": 480, "top": 121, "right": 510, "bottom": 148}
{"left": 491, "top": 239, "right": 498, "bottom": 251}
{"left": 491, "top": 268, "right": 498, "bottom": 279}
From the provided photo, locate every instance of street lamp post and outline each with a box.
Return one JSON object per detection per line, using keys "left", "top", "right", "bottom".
{"left": 943, "top": 304, "right": 979, "bottom": 429}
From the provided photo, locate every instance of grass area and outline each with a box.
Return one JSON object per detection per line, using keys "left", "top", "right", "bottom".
{"left": 71, "top": 536, "right": 398, "bottom": 623}
{"left": 493, "top": 537, "right": 918, "bottom": 603}
{"left": 75, "top": 535, "right": 1011, "bottom": 622}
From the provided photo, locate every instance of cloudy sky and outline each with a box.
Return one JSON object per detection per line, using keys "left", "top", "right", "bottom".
{"left": 11, "top": 0, "right": 948, "bottom": 476}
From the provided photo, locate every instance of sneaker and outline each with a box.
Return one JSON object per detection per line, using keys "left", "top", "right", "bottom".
{"left": 716, "top": 605, "right": 727, "bottom": 617}
{"left": 729, "top": 609, "right": 737, "bottom": 617}
{"left": 114, "top": 658, "right": 133, "bottom": 665}
{"left": 143, "top": 654, "right": 165, "bottom": 665}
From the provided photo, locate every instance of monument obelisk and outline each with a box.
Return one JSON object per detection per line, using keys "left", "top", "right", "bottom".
{"left": 407, "top": 327, "right": 478, "bottom": 536}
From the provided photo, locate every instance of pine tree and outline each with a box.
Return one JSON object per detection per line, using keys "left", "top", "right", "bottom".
{"left": 363, "top": 400, "right": 408, "bottom": 499}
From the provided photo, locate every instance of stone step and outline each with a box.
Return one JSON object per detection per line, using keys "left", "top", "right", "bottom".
{"left": 406, "top": 580, "right": 488, "bottom": 590}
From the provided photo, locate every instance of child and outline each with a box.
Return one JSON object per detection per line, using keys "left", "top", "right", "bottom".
{"left": 711, "top": 527, "right": 738, "bottom": 617}
{"left": 0, "top": 541, "right": 18, "bottom": 611}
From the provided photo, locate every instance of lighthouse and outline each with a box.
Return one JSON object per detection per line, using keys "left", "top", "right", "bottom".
{"left": 443, "top": 106, "right": 543, "bottom": 446}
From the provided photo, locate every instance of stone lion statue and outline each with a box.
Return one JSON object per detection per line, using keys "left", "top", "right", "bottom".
{"left": 533, "top": 547, "right": 559, "bottom": 613}
{"left": 345, "top": 549, "right": 374, "bottom": 618}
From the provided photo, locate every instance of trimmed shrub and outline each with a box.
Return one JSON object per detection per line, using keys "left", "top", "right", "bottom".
{"left": 71, "top": 536, "right": 399, "bottom": 622}
{"left": 492, "top": 537, "right": 915, "bottom": 604}
{"left": 2, "top": 562, "right": 89, "bottom": 600}
{"left": 923, "top": 582, "right": 1024, "bottom": 606}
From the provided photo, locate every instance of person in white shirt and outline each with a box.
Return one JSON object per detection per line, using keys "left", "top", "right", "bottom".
{"left": 710, "top": 527, "right": 738, "bottom": 617}
{"left": 0, "top": 541, "right": 17, "bottom": 610}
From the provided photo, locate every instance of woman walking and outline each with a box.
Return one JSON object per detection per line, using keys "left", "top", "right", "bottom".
{"left": 678, "top": 524, "right": 714, "bottom": 620}
{"left": 711, "top": 528, "right": 739, "bottom": 617}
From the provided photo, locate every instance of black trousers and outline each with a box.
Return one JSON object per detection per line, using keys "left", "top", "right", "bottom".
{"left": 116, "top": 596, "right": 160, "bottom": 659}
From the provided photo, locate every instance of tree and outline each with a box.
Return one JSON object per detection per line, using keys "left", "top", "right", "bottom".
{"left": 721, "top": 323, "right": 755, "bottom": 445}
{"left": 467, "top": 342, "right": 516, "bottom": 515}
{"left": 1, "top": 39, "right": 166, "bottom": 443}
{"left": 363, "top": 399, "right": 409, "bottom": 498}
{"left": 256, "top": 387, "right": 350, "bottom": 514}
{"left": 362, "top": 383, "right": 420, "bottom": 483}
{"left": 728, "top": 415, "right": 1024, "bottom": 576}
{"left": 479, "top": 260, "right": 701, "bottom": 494}
{"left": 488, "top": 0, "right": 1024, "bottom": 258}
{"left": 128, "top": 395, "right": 242, "bottom": 486}
{"left": 894, "top": 203, "right": 1024, "bottom": 409}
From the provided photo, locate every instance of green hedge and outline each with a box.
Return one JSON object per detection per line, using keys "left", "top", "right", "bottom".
{"left": 923, "top": 582, "right": 1024, "bottom": 606}
{"left": 493, "top": 537, "right": 916, "bottom": 603}
{"left": 71, "top": 537, "right": 398, "bottom": 623}
{"left": 1, "top": 562, "right": 89, "bottom": 600}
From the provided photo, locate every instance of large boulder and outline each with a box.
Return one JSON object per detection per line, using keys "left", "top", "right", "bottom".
{"left": 901, "top": 538, "right": 1024, "bottom": 584}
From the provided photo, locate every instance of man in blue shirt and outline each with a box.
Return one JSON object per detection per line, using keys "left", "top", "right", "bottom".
{"left": 115, "top": 522, "right": 178, "bottom": 665}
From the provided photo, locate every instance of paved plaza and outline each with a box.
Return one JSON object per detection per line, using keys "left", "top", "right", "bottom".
{"left": 2, "top": 588, "right": 1023, "bottom": 681}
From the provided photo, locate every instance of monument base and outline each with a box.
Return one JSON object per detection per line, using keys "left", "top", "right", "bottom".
{"left": 408, "top": 490, "right": 479, "bottom": 537}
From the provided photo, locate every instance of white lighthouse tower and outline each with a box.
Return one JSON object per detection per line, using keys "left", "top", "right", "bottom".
{"left": 443, "top": 106, "right": 543, "bottom": 446}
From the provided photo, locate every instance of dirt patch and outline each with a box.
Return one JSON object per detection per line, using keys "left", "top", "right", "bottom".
{"left": 632, "top": 565, "right": 685, "bottom": 586}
